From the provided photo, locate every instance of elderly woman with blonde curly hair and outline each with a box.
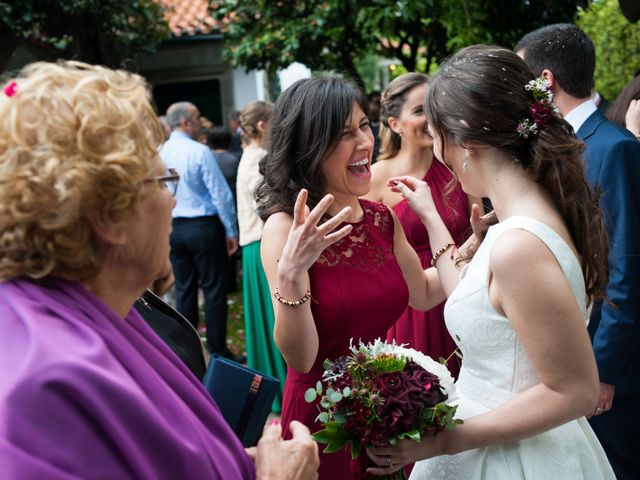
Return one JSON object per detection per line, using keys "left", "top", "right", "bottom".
{"left": 0, "top": 62, "right": 318, "bottom": 480}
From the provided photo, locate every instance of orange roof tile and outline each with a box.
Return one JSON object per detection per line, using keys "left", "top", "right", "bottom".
{"left": 160, "top": 0, "right": 220, "bottom": 37}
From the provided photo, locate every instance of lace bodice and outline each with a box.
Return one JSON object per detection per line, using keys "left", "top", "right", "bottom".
{"left": 315, "top": 199, "right": 395, "bottom": 271}
{"left": 446, "top": 216, "right": 588, "bottom": 406}
{"left": 286, "top": 199, "right": 409, "bottom": 380}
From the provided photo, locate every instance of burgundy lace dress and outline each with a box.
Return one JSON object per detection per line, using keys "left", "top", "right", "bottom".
{"left": 388, "top": 159, "right": 470, "bottom": 378}
{"left": 281, "top": 199, "right": 409, "bottom": 479}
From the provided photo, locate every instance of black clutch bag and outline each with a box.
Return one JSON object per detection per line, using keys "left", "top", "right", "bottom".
{"left": 202, "top": 354, "right": 280, "bottom": 447}
{"left": 135, "top": 289, "right": 206, "bottom": 380}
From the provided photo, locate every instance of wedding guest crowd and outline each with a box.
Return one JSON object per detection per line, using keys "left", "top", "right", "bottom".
{"left": 1, "top": 15, "right": 637, "bottom": 480}
{"left": 160, "top": 101, "right": 240, "bottom": 361}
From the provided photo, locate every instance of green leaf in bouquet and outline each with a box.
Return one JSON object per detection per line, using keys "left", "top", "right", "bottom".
{"left": 369, "top": 354, "right": 406, "bottom": 373}
{"left": 304, "top": 388, "right": 318, "bottom": 403}
{"left": 312, "top": 422, "right": 347, "bottom": 445}
{"left": 439, "top": 356, "right": 447, "bottom": 365}
{"left": 324, "top": 438, "right": 347, "bottom": 454}
{"left": 397, "top": 428, "right": 421, "bottom": 443}
{"left": 421, "top": 407, "right": 435, "bottom": 423}
{"left": 455, "top": 334, "right": 461, "bottom": 342}
{"left": 317, "top": 412, "right": 329, "bottom": 423}
{"left": 342, "top": 386, "right": 351, "bottom": 397}
{"left": 316, "top": 381, "right": 323, "bottom": 395}
{"left": 350, "top": 440, "right": 361, "bottom": 459}
{"left": 323, "top": 359, "right": 334, "bottom": 370}
{"left": 454, "top": 350, "right": 463, "bottom": 359}
{"left": 332, "top": 412, "right": 346, "bottom": 424}
{"left": 328, "top": 390, "right": 343, "bottom": 403}
{"left": 320, "top": 398, "right": 332, "bottom": 409}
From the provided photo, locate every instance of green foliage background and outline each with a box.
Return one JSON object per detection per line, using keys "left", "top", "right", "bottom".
{"left": 211, "top": 0, "right": 587, "bottom": 90}
{"left": 578, "top": 0, "right": 640, "bottom": 100}
{"left": 0, "top": 0, "right": 170, "bottom": 72}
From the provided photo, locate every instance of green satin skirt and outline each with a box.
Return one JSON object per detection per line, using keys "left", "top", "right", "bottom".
{"left": 242, "top": 241, "right": 286, "bottom": 413}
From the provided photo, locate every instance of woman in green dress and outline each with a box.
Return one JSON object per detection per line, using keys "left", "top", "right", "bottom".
{"left": 236, "top": 100, "right": 286, "bottom": 412}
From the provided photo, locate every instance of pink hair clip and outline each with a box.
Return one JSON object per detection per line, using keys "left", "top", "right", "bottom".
{"left": 3, "top": 81, "right": 18, "bottom": 98}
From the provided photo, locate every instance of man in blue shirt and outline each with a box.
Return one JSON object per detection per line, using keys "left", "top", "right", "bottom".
{"left": 161, "top": 102, "right": 239, "bottom": 359}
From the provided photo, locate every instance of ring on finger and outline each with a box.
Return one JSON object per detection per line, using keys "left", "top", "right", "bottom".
{"left": 596, "top": 406, "right": 604, "bottom": 412}
{"left": 385, "top": 456, "right": 393, "bottom": 468}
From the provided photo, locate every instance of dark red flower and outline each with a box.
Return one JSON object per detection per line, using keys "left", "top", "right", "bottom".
{"left": 406, "top": 366, "right": 447, "bottom": 407}
{"left": 530, "top": 102, "right": 554, "bottom": 128}
{"left": 375, "top": 372, "right": 407, "bottom": 397}
{"left": 379, "top": 393, "right": 421, "bottom": 433}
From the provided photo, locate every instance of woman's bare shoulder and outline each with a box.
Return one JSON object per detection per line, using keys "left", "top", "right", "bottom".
{"left": 263, "top": 211, "right": 293, "bottom": 234}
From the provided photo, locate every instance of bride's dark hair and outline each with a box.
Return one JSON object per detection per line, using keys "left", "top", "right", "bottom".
{"left": 426, "top": 45, "right": 607, "bottom": 302}
{"left": 255, "top": 76, "right": 367, "bottom": 221}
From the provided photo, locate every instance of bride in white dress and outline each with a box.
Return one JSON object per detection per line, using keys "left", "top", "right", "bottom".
{"left": 366, "top": 45, "right": 616, "bottom": 479}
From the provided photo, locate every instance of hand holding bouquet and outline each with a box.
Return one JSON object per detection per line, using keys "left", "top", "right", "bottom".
{"left": 305, "top": 339, "right": 461, "bottom": 479}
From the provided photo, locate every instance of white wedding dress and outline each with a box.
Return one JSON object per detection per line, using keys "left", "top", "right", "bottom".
{"left": 410, "top": 216, "right": 615, "bottom": 479}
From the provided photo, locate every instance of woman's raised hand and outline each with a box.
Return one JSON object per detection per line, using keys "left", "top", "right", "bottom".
{"left": 388, "top": 176, "right": 437, "bottom": 222}
{"left": 470, "top": 204, "right": 497, "bottom": 242}
{"left": 277, "top": 189, "right": 353, "bottom": 279}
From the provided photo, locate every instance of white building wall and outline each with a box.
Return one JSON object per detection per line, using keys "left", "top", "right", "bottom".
{"left": 279, "top": 62, "right": 311, "bottom": 92}
{"left": 232, "top": 68, "right": 264, "bottom": 111}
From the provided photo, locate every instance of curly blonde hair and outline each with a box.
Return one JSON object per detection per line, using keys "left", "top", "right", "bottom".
{"left": 0, "top": 61, "right": 166, "bottom": 282}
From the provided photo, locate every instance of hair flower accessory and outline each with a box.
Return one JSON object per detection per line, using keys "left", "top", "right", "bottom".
{"left": 3, "top": 80, "right": 18, "bottom": 98}
{"left": 517, "top": 78, "right": 558, "bottom": 139}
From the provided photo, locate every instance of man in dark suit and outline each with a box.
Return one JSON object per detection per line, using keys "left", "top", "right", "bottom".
{"left": 517, "top": 24, "right": 640, "bottom": 480}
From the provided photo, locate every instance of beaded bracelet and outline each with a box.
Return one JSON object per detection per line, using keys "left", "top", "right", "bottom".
{"left": 431, "top": 243, "right": 455, "bottom": 267}
{"left": 273, "top": 287, "right": 312, "bottom": 307}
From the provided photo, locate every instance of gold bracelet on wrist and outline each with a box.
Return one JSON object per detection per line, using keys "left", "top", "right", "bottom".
{"left": 431, "top": 243, "right": 455, "bottom": 267}
{"left": 273, "top": 287, "right": 311, "bottom": 307}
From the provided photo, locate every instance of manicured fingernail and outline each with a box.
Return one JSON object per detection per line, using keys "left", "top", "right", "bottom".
{"left": 270, "top": 419, "right": 280, "bottom": 426}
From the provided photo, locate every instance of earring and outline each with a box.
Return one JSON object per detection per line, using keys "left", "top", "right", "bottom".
{"left": 462, "top": 150, "right": 469, "bottom": 174}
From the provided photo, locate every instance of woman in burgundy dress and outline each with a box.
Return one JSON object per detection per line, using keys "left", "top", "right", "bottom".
{"left": 366, "top": 73, "right": 478, "bottom": 378}
{"left": 256, "top": 77, "right": 463, "bottom": 479}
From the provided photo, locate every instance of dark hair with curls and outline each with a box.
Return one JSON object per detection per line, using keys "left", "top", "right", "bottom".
{"left": 607, "top": 75, "right": 640, "bottom": 127}
{"left": 255, "top": 76, "right": 367, "bottom": 220}
{"left": 379, "top": 72, "right": 430, "bottom": 160}
{"left": 515, "top": 23, "right": 595, "bottom": 99}
{"left": 425, "top": 45, "right": 608, "bottom": 302}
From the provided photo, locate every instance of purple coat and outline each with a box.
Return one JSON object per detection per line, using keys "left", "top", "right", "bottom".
{"left": 0, "top": 277, "right": 255, "bottom": 479}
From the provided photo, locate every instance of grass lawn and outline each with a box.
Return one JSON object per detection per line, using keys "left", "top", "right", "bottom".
{"left": 225, "top": 289, "right": 247, "bottom": 357}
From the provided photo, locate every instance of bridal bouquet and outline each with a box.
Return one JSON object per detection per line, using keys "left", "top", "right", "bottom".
{"left": 305, "top": 339, "right": 461, "bottom": 479}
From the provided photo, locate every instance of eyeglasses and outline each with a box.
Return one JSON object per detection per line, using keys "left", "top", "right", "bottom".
{"left": 143, "top": 168, "right": 180, "bottom": 196}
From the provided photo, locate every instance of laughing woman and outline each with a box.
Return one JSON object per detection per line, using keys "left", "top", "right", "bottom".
{"left": 255, "top": 77, "right": 453, "bottom": 478}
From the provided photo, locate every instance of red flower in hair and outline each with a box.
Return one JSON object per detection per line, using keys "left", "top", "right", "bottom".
{"left": 3, "top": 81, "right": 18, "bottom": 97}
{"left": 530, "top": 102, "right": 554, "bottom": 128}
